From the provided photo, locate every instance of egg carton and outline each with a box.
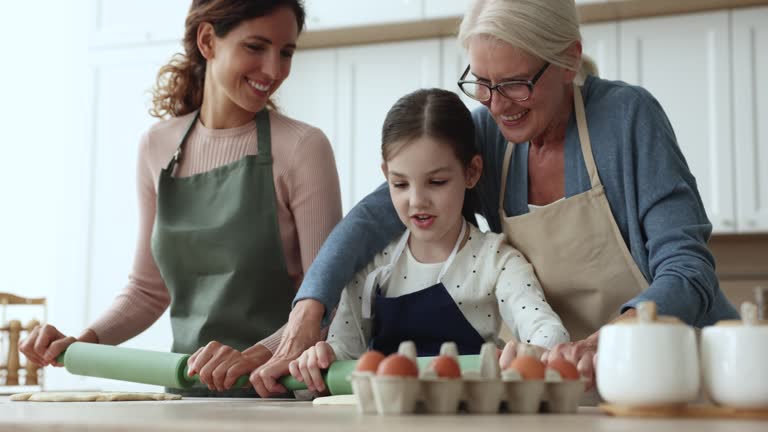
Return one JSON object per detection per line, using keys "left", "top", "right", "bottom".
{"left": 352, "top": 341, "right": 585, "bottom": 415}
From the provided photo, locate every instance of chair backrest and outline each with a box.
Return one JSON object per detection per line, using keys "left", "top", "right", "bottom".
{"left": 0, "top": 293, "right": 46, "bottom": 388}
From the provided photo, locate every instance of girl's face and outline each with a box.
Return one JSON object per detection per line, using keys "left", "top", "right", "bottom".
{"left": 200, "top": 6, "right": 298, "bottom": 124}
{"left": 467, "top": 37, "right": 578, "bottom": 144}
{"left": 383, "top": 136, "right": 481, "bottom": 251}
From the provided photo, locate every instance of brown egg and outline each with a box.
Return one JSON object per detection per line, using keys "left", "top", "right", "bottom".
{"left": 376, "top": 354, "right": 419, "bottom": 377}
{"left": 428, "top": 356, "right": 461, "bottom": 379}
{"left": 507, "top": 355, "right": 546, "bottom": 380}
{"left": 547, "top": 358, "right": 580, "bottom": 380}
{"left": 356, "top": 350, "right": 386, "bottom": 373}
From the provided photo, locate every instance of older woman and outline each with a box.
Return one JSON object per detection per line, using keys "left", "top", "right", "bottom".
{"left": 252, "top": 0, "right": 738, "bottom": 396}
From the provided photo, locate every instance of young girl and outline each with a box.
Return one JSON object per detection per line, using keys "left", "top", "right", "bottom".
{"left": 288, "top": 89, "right": 568, "bottom": 392}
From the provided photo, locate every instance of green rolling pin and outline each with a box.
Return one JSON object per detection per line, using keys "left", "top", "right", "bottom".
{"left": 57, "top": 342, "right": 484, "bottom": 394}
{"left": 56, "top": 342, "right": 250, "bottom": 389}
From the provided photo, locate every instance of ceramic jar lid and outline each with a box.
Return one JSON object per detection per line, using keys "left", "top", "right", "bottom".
{"left": 613, "top": 301, "right": 683, "bottom": 325}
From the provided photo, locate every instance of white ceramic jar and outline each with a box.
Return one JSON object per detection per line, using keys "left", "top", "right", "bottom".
{"left": 596, "top": 301, "right": 700, "bottom": 406}
{"left": 701, "top": 302, "right": 768, "bottom": 408}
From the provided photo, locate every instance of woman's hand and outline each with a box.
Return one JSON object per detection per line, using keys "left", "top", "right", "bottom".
{"left": 250, "top": 299, "right": 325, "bottom": 397}
{"left": 187, "top": 342, "right": 272, "bottom": 392}
{"left": 19, "top": 325, "right": 97, "bottom": 367}
{"left": 288, "top": 341, "right": 336, "bottom": 393}
{"left": 498, "top": 341, "right": 548, "bottom": 369}
{"left": 543, "top": 335, "right": 598, "bottom": 390}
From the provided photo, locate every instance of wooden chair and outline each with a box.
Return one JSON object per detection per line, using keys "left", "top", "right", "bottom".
{"left": 0, "top": 293, "right": 46, "bottom": 389}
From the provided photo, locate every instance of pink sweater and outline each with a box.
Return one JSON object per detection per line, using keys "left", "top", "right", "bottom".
{"left": 87, "top": 110, "right": 342, "bottom": 353}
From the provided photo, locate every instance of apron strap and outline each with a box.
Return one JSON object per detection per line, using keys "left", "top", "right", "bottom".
{"left": 572, "top": 84, "right": 602, "bottom": 189}
{"left": 437, "top": 220, "right": 466, "bottom": 284}
{"left": 166, "top": 110, "right": 201, "bottom": 173}
{"left": 497, "top": 84, "right": 601, "bottom": 216}
{"left": 255, "top": 109, "right": 272, "bottom": 158}
{"left": 361, "top": 220, "right": 468, "bottom": 319}
{"left": 362, "top": 230, "right": 410, "bottom": 319}
{"left": 498, "top": 141, "right": 515, "bottom": 218}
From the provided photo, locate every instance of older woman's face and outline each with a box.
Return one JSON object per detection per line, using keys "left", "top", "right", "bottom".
{"left": 467, "top": 38, "right": 576, "bottom": 144}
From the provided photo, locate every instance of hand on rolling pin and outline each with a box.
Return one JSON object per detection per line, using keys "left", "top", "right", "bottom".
{"left": 187, "top": 341, "right": 272, "bottom": 392}
{"left": 19, "top": 324, "right": 97, "bottom": 367}
{"left": 498, "top": 341, "right": 549, "bottom": 369}
{"left": 288, "top": 341, "right": 336, "bottom": 393}
{"left": 250, "top": 299, "right": 325, "bottom": 397}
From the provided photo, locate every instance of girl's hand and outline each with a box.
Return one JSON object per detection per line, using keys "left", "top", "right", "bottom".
{"left": 288, "top": 341, "right": 336, "bottom": 392}
{"left": 498, "top": 341, "right": 549, "bottom": 369}
{"left": 187, "top": 342, "right": 271, "bottom": 392}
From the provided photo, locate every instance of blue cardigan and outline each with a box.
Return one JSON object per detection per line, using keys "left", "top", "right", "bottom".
{"left": 295, "top": 75, "right": 738, "bottom": 328}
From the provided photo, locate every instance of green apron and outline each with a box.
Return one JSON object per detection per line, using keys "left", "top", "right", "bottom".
{"left": 151, "top": 110, "right": 294, "bottom": 396}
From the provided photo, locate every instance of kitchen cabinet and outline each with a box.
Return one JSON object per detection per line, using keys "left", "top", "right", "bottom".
{"left": 303, "top": 0, "right": 423, "bottom": 30}
{"left": 619, "top": 11, "right": 736, "bottom": 232}
{"left": 88, "top": 0, "right": 188, "bottom": 46}
{"left": 424, "top": 0, "right": 470, "bottom": 18}
{"left": 440, "top": 37, "right": 484, "bottom": 112}
{"left": 580, "top": 22, "right": 619, "bottom": 81}
{"left": 335, "top": 40, "right": 441, "bottom": 212}
{"left": 274, "top": 48, "right": 339, "bottom": 156}
{"left": 732, "top": 7, "right": 768, "bottom": 232}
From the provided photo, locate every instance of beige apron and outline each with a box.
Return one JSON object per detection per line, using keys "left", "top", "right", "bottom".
{"left": 497, "top": 85, "right": 648, "bottom": 342}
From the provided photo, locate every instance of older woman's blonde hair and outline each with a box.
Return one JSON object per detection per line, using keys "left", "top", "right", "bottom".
{"left": 458, "top": 0, "right": 598, "bottom": 83}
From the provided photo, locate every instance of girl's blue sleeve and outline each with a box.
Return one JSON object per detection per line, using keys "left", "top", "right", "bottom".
{"left": 293, "top": 184, "right": 405, "bottom": 325}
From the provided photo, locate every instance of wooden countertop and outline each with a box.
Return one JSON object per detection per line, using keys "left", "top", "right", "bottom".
{"left": 1, "top": 397, "right": 764, "bottom": 432}
{"left": 298, "top": 0, "right": 768, "bottom": 49}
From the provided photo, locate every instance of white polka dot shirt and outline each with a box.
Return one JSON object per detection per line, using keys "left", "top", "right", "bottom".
{"left": 327, "top": 223, "right": 570, "bottom": 360}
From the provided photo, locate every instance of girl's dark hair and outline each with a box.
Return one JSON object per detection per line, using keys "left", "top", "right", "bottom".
{"left": 150, "top": 0, "right": 306, "bottom": 118}
{"left": 381, "top": 88, "right": 480, "bottom": 222}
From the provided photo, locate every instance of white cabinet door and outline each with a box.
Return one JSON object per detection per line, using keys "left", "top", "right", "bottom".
{"left": 441, "top": 37, "right": 484, "bottom": 112}
{"left": 733, "top": 7, "right": 768, "bottom": 232}
{"left": 581, "top": 22, "right": 619, "bottom": 81}
{"left": 304, "top": 0, "right": 423, "bottom": 30}
{"left": 89, "top": 0, "right": 188, "bottom": 46}
{"left": 424, "top": 0, "right": 470, "bottom": 18}
{"left": 274, "top": 48, "right": 338, "bottom": 155}
{"left": 81, "top": 44, "right": 182, "bottom": 391}
{"left": 620, "top": 12, "right": 735, "bottom": 232}
{"left": 336, "top": 40, "right": 441, "bottom": 213}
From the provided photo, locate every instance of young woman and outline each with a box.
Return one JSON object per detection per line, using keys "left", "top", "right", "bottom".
{"left": 288, "top": 89, "right": 568, "bottom": 392}
{"left": 20, "top": 0, "right": 342, "bottom": 396}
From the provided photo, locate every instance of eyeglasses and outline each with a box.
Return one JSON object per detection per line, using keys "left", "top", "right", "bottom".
{"left": 457, "top": 62, "right": 550, "bottom": 103}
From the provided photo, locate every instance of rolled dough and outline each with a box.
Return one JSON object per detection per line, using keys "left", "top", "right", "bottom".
{"left": 10, "top": 391, "right": 182, "bottom": 402}
{"left": 311, "top": 394, "right": 357, "bottom": 406}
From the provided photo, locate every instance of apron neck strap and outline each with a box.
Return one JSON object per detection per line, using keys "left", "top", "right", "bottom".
{"left": 255, "top": 109, "right": 271, "bottom": 157}
{"left": 497, "top": 84, "right": 601, "bottom": 211}
{"left": 572, "top": 84, "right": 601, "bottom": 189}
{"left": 165, "top": 109, "right": 271, "bottom": 173}
{"left": 166, "top": 110, "right": 201, "bottom": 172}
{"left": 361, "top": 220, "right": 467, "bottom": 319}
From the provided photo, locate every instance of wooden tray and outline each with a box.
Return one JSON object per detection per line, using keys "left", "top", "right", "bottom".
{"left": 600, "top": 403, "right": 768, "bottom": 420}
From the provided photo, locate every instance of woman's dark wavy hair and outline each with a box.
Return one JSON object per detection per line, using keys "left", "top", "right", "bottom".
{"left": 381, "top": 88, "right": 481, "bottom": 223}
{"left": 150, "top": 0, "right": 305, "bottom": 118}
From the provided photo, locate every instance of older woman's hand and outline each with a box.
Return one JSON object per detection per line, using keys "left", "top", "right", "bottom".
{"left": 250, "top": 299, "right": 325, "bottom": 397}
{"left": 187, "top": 342, "right": 271, "bottom": 392}
{"left": 543, "top": 335, "right": 599, "bottom": 390}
